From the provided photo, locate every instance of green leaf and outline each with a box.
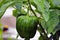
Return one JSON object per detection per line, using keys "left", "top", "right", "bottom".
{"left": 15, "top": 2, "right": 22, "bottom": 11}
{"left": 13, "top": 9, "right": 18, "bottom": 17}
{"left": 39, "top": 10, "right": 59, "bottom": 34}
{"left": 14, "top": 0, "right": 23, "bottom": 17}
{"left": 0, "top": 0, "right": 14, "bottom": 7}
{"left": 42, "top": 10, "right": 50, "bottom": 22}
{"left": 48, "top": 0, "right": 54, "bottom": 7}
{"left": 52, "top": 15, "right": 60, "bottom": 35}
{"left": 13, "top": 8, "right": 27, "bottom": 17}
{"left": 46, "top": 10, "right": 59, "bottom": 34}
{"left": 44, "top": 0, "right": 50, "bottom": 10}
{"left": 39, "top": 18, "right": 47, "bottom": 29}
{"left": 53, "top": 22, "right": 60, "bottom": 35}
{"left": 0, "top": 0, "right": 3, "bottom": 4}
{"left": 15, "top": 3, "right": 21, "bottom": 17}
{"left": 49, "top": 0, "right": 60, "bottom": 7}
{"left": 34, "top": 0, "right": 44, "bottom": 12}
{"left": 55, "top": 10, "right": 60, "bottom": 15}
{"left": 0, "top": 0, "right": 5, "bottom": 7}
{"left": 34, "top": 0, "right": 50, "bottom": 22}
{"left": 59, "top": 15, "right": 60, "bottom": 22}
{"left": 0, "top": 1, "right": 15, "bottom": 18}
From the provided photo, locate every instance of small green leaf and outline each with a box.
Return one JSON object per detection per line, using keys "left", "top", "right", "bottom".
{"left": 13, "top": 9, "right": 27, "bottom": 17}
{"left": 15, "top": 3, "right": 22, "bottom": 11}
{"left": 14, "top": 0, "right": 23, "bottom": 17}
{"left": 13, "top": 9, "right": 18, "bottom": 17}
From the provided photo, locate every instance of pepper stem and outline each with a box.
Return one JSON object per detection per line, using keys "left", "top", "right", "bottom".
{"left": 25, "top": 38, "right": 30, "bottom": 40}
{"left": 26, "top": 0, "right": 30, "bottom": 16}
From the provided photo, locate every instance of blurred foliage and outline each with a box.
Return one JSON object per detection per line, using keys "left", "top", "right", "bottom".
{"left": 0, "top": 0, "right": 60, "bottom": 40}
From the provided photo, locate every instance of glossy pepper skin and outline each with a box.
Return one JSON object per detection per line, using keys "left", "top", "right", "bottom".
{"left": 16, "top": 16, "right": 38, "bottom": 38}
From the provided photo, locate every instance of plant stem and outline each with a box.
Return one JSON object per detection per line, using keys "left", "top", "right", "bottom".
{"left": 50, "top": 7, "right": 60, "bottom": 10}
{"left": 28, "top": 0, "right": 49, "bottom": 40}
{"left": 39, "top": 24, "right": 49, "bottom": 40}
{"left": 28, "top": 0, "right": 37, "bottom": 17}
{"left": 39, "top": 24, "right": 47, "bottom": 35}
{"left": 27, "top": 1, "right": 30, "bottom": 16}
{"left": 25, "top": 38, "right": 30, "bottom": 40}
{"left": 16, "top": 34, "right": 19, "bottom": 39}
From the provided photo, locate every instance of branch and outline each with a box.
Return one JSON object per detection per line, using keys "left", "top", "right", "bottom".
{"left": 28, "top": 0, "right": 37, "bottom": 17}
{"left": 28, "top": 0, "right": 49, "bottom": 40}
{"left": 39, "top": 23, "right": 49, "bottom": 39}
{"left": 50, "top": 6, "right": 60, "bottom": 10}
